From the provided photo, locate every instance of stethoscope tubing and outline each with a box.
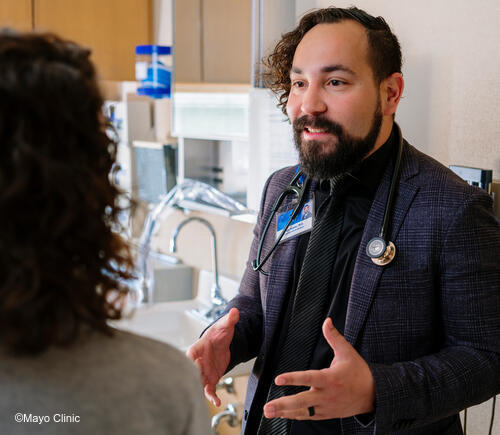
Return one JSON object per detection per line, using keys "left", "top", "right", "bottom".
{"left": 252, "top": 172, "right": 310, "bottom": 275}
{"left": 252, "top": 123, "right": 404, "bottom": 274}
{"left": 378, "top": 123, "right": 404, "bottom": 240}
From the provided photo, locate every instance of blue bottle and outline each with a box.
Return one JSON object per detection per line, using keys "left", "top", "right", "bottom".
{"left": 135, "top": 45, "right": 172, "bottom": 99}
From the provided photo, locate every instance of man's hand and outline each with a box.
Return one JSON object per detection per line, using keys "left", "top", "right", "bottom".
{"left": 263, "top": 317, "right": 375, "bottom": 420}
{"left": 186, "top": 308, "right": 239, "bottom": 407}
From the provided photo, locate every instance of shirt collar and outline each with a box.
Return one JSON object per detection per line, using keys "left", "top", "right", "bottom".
{"left": 351, "top": 125, "right": 397, "bottom": 193}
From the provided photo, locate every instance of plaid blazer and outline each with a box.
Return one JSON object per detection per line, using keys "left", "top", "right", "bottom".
{"left": 225, "top": 142, "right": 500, "bottom": 434}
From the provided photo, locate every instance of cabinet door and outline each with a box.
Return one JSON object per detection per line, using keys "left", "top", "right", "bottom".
{"left": 34, "top": 0, "right": 153, "bottom": 81}
{"left": 0, "top": 0, "right": 32, "bottom": 31}
{"left": 175, "top": 0, "right": 251, "bottom": 84}
{"left": 174, "top": 0, "right": 202, "bottom": 83}
{"left": 202, "top": 0, "right": 251, "bottom": 83}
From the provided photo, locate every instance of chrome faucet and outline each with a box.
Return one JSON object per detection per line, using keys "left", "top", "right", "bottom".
{"left": 217, "top": 377, "right": 235, "bottom": 394}
{"left": 211, "top": 403, "right": 240, "bottom": 433}
{"left": 136, "top": 179, "right": 247, "bottom": 305}
{"left": 170, "top": 217, "right": 228, "bottom": 320}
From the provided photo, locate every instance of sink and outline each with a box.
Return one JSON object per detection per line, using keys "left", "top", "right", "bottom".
{"left": 114, "top": 269, "right": 239, "bottom": 350}
{"left": 150, "top": 258, "right": 194, "bottom": 302}
{"left": 113, "top": 270, "right": 255, "bottom": 376}
{"left": 116, "top": 300, "right": 210, "bottom": 351}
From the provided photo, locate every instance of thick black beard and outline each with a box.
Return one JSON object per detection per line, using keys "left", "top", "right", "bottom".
{"left": 293, "top": 103, "right": 383, "bottom": 180}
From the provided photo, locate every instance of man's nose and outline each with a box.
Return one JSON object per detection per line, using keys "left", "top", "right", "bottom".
{"left": 300, "top": 86, "right": 327, "bottom": 115}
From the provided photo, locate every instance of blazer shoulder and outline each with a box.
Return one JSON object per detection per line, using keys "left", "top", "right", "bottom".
{"left": 262, "top": 165, "right": 299, "bottom": 203}
{"left": 254, "top": 165, "right": 299, "bottom": 221}
{"left": 267, "top": 165, "right": 298, "bottom": 191}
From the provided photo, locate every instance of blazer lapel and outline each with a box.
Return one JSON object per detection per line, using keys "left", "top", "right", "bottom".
{"left": 344, "top": 142, "right": 420, "bottom": 346}
{"left": 262, "top": 237, "right": 297, "bottom": 350}
{"left": 261, "top": 177, "right": 319, "bottom": 355}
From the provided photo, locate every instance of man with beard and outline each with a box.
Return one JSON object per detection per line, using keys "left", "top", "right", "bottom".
{"left": 187, "top": 7, "right": 500, "bottom": 434}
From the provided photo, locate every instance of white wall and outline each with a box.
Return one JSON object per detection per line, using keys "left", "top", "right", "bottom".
{"left": 154, "top": 0, "right": 173, "bottom": 46}
{"left": 296, "top": 0, "right": 500, "bottom": 177}
{"left": 294, "top": 3, "right": 500, "bottom": 433}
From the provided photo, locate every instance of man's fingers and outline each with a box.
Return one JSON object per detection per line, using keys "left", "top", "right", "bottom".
{"left": 223, "top": 307, "right": 239, "bottom": 328}
{"left": 186, "top": 343, "right": 199, "bottom": 361}
{"left": 322, "top": 317, "right": 351, "bottom": 359}
{"left": 275, "top": 369, "right": 324, "bottom": 389}
{"left": 204, "top": 384, "right": 221, "bottom": 407}
{"left": 263, "top": 390, "right": 316, "bottom": 418}
{"left": 269, "top": 408, "right": 321, "bottom": 421}
{"left": 186, "top": 311, "right": 236, "bottom": 410}
{"left": 210, "top": 308, "right": 239, "bottom": 339}
{"left": 193, "top": 357, "right": 203, "bottom": 374}
{"left": 195, "top": 358, "right": 218, "bottom": 404}
{"left": 195, "top": 355, "right": 221, "bottom": 387}
{"left": 192, "top": 357, "right": 208, "bottom": 385}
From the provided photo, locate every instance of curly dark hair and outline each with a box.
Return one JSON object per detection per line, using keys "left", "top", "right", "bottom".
{"left": 263, "top": 7, "right": 402, "bottom": 115}
{"left": 0, "top": 30, "right": 135, "bottom": 355}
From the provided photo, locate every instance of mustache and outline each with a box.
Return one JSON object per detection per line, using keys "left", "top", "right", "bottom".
{"left": 292, "top": 115, "right": 344, "bottom": 137}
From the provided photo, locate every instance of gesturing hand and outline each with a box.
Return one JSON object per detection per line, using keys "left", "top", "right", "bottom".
{"left": 263, "top": 317, "right": 375, "bottom": 420}
{"left": 186, "top": 308, "right": 239, "bottom": 407}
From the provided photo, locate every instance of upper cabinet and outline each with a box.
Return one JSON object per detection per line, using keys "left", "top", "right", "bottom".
{"left": 0, "top": 0, "right": 32, "bottom": 31}
{"left": 1, "top": 0, "right": 251, "bottom": 83}
{"left": 35, "top": 0, "right": 153, "bottom": 81}
{"left": 175, "top": 0, "right": 251, "bottom": 84}
{"left": 0, "top": 0, "right": 153, "bottom": 81}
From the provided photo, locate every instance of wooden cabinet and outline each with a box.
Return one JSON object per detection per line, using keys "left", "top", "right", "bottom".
{"left": 0, "top": 0, "right": 32, "bottom": 31}
{"left": 174, "top": 0, "right": 202, "bottom": 82}
{"left": 2, "top": 0, "right": 250, "bottom": 83}
{"left": 175, "top": 0, "right": 251, "bottom": 84}
{"left": 35, "top": 0, "right": 153, "bottom": 81}
{"left": 0, "top": 0, "right": 153, "bottom": 81}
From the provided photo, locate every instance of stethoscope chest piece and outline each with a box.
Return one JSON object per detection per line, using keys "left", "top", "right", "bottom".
{"left": 366, "top": 237, "right": 396, "bottom": 266}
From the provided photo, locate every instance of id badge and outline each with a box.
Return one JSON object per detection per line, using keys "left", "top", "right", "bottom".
{"left": 275, "top": 197, "right": 314, "bottom": 243}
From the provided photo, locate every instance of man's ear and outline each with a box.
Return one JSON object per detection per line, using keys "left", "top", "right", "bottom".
{"left": 380, "top": 73, "right": 404, "bottom": 117}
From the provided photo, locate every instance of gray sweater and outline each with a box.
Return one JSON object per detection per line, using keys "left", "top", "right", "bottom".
{"left": 0, "top": 329, "right": 211, "bottom": 435}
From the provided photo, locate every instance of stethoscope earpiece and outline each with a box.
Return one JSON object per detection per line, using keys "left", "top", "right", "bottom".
{"left": 366, "top": 237, "right": 396, "bottom": 266}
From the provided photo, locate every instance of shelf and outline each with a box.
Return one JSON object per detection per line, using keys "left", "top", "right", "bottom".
{"left": 172, "top": 90, "right": 249, "bottom": 140}
{"left": 177, "top": 199, "right": 256, "bottom": 224}
{"left": 174, "top": 82, "right": 251, "bottom": 93}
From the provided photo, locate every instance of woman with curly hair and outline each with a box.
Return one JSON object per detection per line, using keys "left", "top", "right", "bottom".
{"left": 0, "top": 31, "right": 209, "bottom": 434}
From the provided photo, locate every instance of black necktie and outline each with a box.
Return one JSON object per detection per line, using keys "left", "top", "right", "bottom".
{"left": 258, "top": 174, "right": 348, "bottom": 434}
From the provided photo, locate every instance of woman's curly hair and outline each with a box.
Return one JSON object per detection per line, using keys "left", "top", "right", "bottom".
{"left": 262, "top": 7, "right": 402, "bottom": 116}
{"left": 0, "top": 31, "right": 135, "bottom": 354}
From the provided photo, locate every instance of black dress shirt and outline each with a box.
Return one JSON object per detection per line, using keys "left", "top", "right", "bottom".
{"left": 248, "top": 128, "right": 397, "bottom": 434}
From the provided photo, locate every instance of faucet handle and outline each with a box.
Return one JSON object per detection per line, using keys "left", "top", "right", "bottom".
{"left": 216, "top": 377, "right": 236, "bottom": 394}
{"left": 204, "top": 305, "right": 226, "bottom": 323}
{"left": 211, "top": 402, "right": 241, "bottom": 432}
{"left": 211, "top": 283, "right": 228, "bottom": 305}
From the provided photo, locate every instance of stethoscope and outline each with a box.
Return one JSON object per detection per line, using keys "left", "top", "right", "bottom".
{"left": 252, "top": 123, "right": 404, "bottom": 275}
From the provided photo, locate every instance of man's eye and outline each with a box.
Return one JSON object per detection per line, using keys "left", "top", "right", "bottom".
{"left": 292, "top": 81, "right": 305, "bottom": 88}
{"left": 329, "top": 79, "right": 344, "bottom": 86}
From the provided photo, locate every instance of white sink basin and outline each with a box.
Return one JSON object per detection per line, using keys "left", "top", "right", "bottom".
{"left": 116, "top": 300, "right": 210, "bottom": 351}
{"left": 113, "top": 270, "right": 255, "bottom": 376}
